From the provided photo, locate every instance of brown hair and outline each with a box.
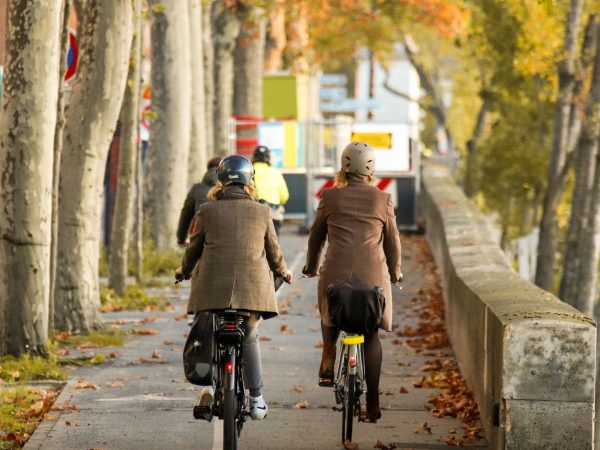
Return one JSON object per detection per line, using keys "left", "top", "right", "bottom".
{"left": 207, "top": 156, "right": 222, "bottom": 170}
{"left": 208, "top": 181, "right": 258, "bottom": 201}
{"left": 333, "top": 170, "right": 376, "bottom": 189}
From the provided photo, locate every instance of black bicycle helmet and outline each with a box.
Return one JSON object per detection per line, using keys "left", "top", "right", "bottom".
{"left": 252, "top": 145, "right": 271, "bottom": 164}
{"left": 217, "top": 155, "right": 254, "bottom": 186}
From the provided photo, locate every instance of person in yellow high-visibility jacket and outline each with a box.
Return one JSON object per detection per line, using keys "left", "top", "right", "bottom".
{"left": 252, "top": 145, "right": 289, "bottom": 235}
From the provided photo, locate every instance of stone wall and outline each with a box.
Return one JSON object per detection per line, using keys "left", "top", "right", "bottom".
{"left": 420, "top": 162, "right": 596, "bottom": 449}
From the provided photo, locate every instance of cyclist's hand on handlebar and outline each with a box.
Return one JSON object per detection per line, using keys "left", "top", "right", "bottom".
{"left": 285, "top": 271, "right": 293, "bottom": 284}
{"left": 174, "top": 266, "right": 189, "bottom": 284}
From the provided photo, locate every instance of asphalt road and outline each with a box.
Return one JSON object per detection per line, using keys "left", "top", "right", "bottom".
{"left": 25, "top": 227, "right": 488, "bottom": 450}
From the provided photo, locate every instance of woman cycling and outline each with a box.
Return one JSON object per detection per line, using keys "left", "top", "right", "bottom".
{"left": 176, "top": 155, "right": 292, "bottom": 420}
{"left": 302, "top": 142, "right": 402, "bottom": 423}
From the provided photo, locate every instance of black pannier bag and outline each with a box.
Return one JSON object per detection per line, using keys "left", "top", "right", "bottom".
{"left": 183, "top": 311, "right": 215, "bottom": 386}
{"left": 327, "top": 279, "right": 386, "bottom": 335}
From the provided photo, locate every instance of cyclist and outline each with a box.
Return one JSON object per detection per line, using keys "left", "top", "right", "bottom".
{"left": 175, "top": 155, "right": 292, "bottom": 420}
{"left": 176, "top": 156, "right": 222, "bottom": 246}
{"left": 252, "top": 145, "right": 289, "bottom": 235}
{"left": 302, "top": 142, "right": 402, "bottom": 423}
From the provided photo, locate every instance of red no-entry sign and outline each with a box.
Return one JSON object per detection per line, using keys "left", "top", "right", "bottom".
{"left": 65, "top": 31, "right": 78, "bottom": 82}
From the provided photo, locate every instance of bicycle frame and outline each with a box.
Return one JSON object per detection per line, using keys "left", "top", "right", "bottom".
{"left": 213, "top": 311, "right": 250, "bottom": 450}
{"left": 334, "top": 333, "right": 366, "bottom": 444}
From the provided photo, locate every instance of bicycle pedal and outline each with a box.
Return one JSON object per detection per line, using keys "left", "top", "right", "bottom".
{"left": 193, "top": 405, "right": 213, "bottom": 421}
{"left": 319, "top": 378, "right": 334, "bottom": 387}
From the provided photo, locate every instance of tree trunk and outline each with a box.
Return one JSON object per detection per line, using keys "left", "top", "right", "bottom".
{"left": 0, "top": 0, "right": 62, "bottom": 356}
{"left": 560, "top": 20, "right": 600, "bottom": 313}
{"left": 535, "top": 0, "right": 583, "bottom": 291}
{"left": 234, "top": 8, "right": 266, "bottom": 118}
{"left": 403, "top": 33, "right": 456, "bottom": 157}
{"left": 202, "top": 0, "right": 215, "bottom": 157}
{"left": 464, "top": 91, "right": 491, "bottom": 198}
{"left": 212, "top": 1, "right": 241, "bottom": 155}
{"left": 147, "top": 0, "right": 192, "bottom": 250}
{"left": 108, "top": 0, "right": 142, "bottom": 296}
{"left": 188, "top": 0, "right": 208, "bottom": 184}
{"left": 49, "top": 0, "right": 72, "bottom": 334}
{"left": 264, "top": 0, "right": 286, "bottom": 72}
{"left": 54, "top": 0, "right": 133, "bottom": 333}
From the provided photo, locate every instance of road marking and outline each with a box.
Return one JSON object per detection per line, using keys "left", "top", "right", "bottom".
{"left": 212, "top": 418, "right": 223, "bottom": 450}
{"left": 96, "top": 395, "right": 191, "bottom": 402}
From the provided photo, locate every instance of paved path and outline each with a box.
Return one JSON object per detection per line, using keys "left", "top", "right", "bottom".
{"left": 25, "top": 228, "right": 488, "bottom": 450}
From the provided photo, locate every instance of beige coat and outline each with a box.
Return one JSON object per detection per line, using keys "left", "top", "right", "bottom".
{"left": 181, "top": 186, "right": 288, "bottom": 318}
{"left": 304, "top": 177, "right": 402, "bottom": 331}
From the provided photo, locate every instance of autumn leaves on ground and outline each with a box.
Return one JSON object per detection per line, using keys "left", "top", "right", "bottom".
{"left": 1, "top": 234, "right": 485, "bottom": 449}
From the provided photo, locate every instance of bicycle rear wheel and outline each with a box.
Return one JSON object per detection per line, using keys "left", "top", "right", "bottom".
{"left": 342, "top": 373, "right": 356, "bottom": 443}
{"left": 223, "top": 389, "right": 238, "bottom": 450}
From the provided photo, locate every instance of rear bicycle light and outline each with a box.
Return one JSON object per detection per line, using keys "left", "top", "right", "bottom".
{"left": 349, "top": 355, "right": 357, "bottom": 368}
{"left": 225, "top": 361, "right": 233, "bottom": 373}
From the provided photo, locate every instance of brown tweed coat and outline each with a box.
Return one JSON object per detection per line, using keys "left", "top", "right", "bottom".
{"left": 181, "top": 186, "right": 288, "bottom": 319}
{"left": 303, "top": 177, "right": 402, "bottom": 331}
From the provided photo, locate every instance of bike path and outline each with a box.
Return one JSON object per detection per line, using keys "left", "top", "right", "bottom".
{"left": 25, "top": 228, "right": 488, "bottom": 450}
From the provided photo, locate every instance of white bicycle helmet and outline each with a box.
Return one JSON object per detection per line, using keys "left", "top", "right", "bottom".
{"left": 341, "top": 141, "right": 375, "bottom": 177}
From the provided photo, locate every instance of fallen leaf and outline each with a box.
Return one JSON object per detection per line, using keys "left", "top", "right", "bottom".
{"left": 75, "top": 380, "right": 100, "bottom": 390}
{"left": 442, "top": 436, "right": 463, "bottom": 446}
{"left": 132, "top": 329, "right": 159, "bottom": 336}
{"left": 373, "top": 440, "right": 396, "bottom": 449}
{"left": 151, "top": 349, "right": 162, "bottom": 359}
{"left": 399, "top": 386, "right": 408, "bottom": 394}
{"left": 109, "top": 381, "right": 124, "bottom": 388}
{"left": 293, "top": 400, "right": 310, "bottom": 409}
{"left": 270, "top": 346, "right": 284, "bottom": 351}
{"left": 108, "top": 352, "right": 118, "bottom": 359}
{"left": 292, "top": 385, "right": 304, "bottom": 393}
{"left": 259, "top": 336, "right": 272, "bottom": 342}
{"left": 314, "top": 341, "right": 324, "bottom": 349}
{"left": 174, "top": 313, "right": 188, "bottom": 321}
{"left": 414, "top": 422, "right": 432, "bottom": 434}
{"left": 343, "top": 440, "right": 358, "bottom": 450}
{"left": 163, "top": 340, "right": 174, "bottom": 345}
{"left": 279, "top": 324, "right": 294, "bottom": 335}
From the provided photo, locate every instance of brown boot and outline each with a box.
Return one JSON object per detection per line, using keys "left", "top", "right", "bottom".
{"left": 365, "top": 391, "right": 381, "bottom": 423}
{"left": 318, "top": 344, "right": 336, "bottom": 386}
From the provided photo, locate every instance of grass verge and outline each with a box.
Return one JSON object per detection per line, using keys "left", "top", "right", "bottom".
{"left": 100, "top": 284, "right": 171, "bottom": 312}
{"left": 0, "top": 386, "right": 58, "bottom": 449}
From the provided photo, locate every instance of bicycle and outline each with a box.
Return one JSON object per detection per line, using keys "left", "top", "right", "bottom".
{"left": 333, "top": 332, "right": 366, "bottom": 444}
{"left": 180, "top": 273, "right": 289, "bottom": 450}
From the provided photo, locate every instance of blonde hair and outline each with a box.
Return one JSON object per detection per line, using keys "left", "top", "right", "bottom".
{"left": 208, "top": 181, "right": 258, "bottom": 201}
{"left": 333, "top": 170, "right": 376, "bottom": 189}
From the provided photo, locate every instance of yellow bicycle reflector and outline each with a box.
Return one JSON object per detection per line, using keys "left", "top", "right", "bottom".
{"left": 342, "top": 335, "right": 364, "bottom": 345}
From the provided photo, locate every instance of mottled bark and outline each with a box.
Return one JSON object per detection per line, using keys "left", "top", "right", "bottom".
{"left": 147, "top": 0, "right": 192, "bottom": 250}
{"left": 0, "top": 0, "right": 61, "bottom": 356}
{"left": 49, "top": 0, "right": 71, "bottom": 334}
{"left": 202, "top": 0, "right": 215, "bottom": 157}
{"left": 55, "top": 0, "right": 133, "bottom": 333}
{"left": 109, "top": 0, "right": 142, "bottom": 296}
{"left": 264, "top": 0, "right": 286, "bottom": 72}
{"left": 188, "top": 0, "right": 208, "bottom": 184}
{"left": 212, "top": 1, "right": 241, "bottom": 155}
{"left": 535, "top": 0, "right": 584, "bottom": 291}
{"left": 234, "top": 5, "right": 266, "bottom": 129}
{"left": 560, "top": 19, "right": 600, "bottom": 313}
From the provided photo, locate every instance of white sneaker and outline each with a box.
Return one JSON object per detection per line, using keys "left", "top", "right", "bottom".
{"left": 193, "top": 386, "right": 214, "bottom": 421}
{"left": 249, "top": 395, "right": 268, "bottom": 420}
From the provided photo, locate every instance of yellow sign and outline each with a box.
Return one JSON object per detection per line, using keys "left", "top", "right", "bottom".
{"left": 350, "top": 132, "right": 392, "bottom": 149}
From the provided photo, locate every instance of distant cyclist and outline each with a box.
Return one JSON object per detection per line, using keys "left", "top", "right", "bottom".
{"left": 176, "top": 156, "right": 222, "bottom": 246}
{"left": 252, "top": 145, "right": 289, "bottom": 235}
{"left": 302, "top": 142, "right": 402, "bottom": 423}
{"left": 175, "top": 155, "right": 292, "bottom": 420}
